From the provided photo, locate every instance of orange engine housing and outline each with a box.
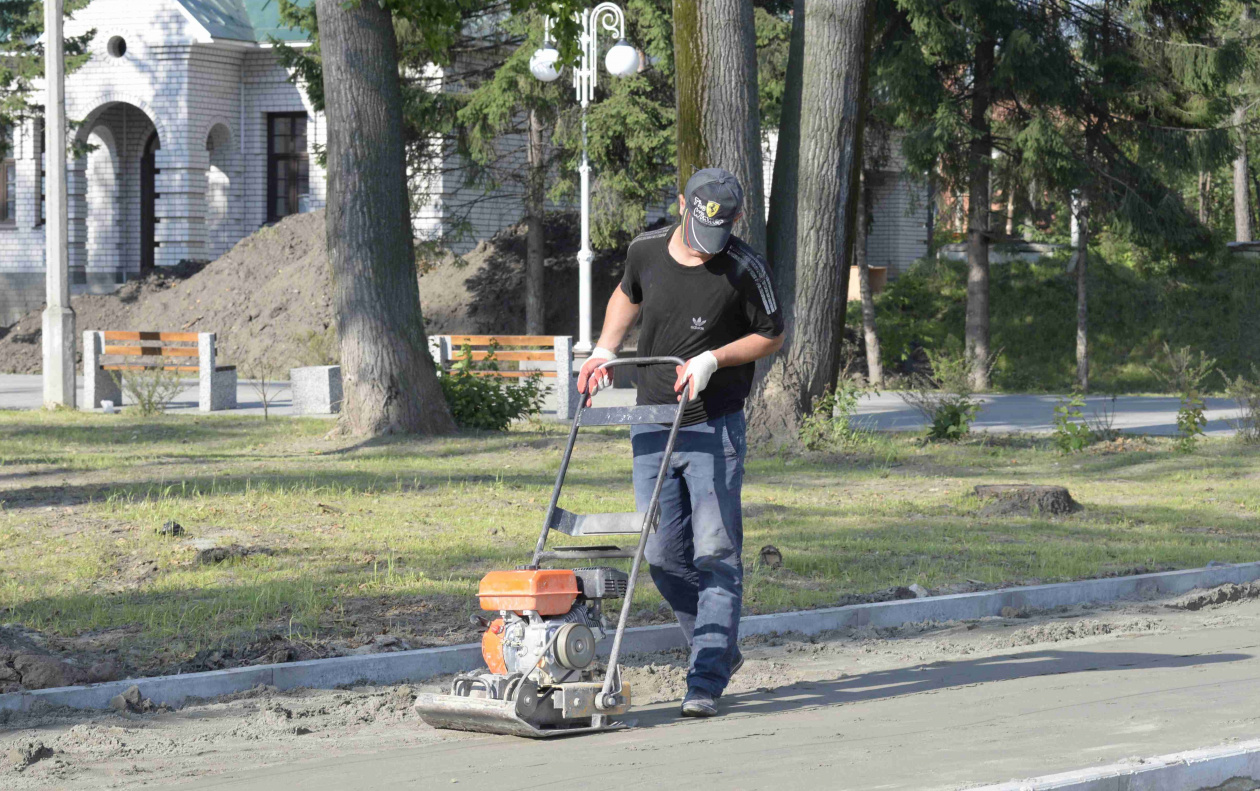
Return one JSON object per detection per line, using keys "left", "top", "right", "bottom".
{"left": 478, "top": 569, "right": 578, "bottom": 616}
{"left": 481, "top": 617, "right": 507, "bottom": 674}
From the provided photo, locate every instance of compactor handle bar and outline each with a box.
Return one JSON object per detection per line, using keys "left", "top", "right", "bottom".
{"left": 529, "top": 357, "right": 691, "bottom": 710}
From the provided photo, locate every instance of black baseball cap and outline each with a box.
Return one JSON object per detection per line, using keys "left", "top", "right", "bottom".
{"left": 681, "top": 168, "right": 743, "bottom": 254}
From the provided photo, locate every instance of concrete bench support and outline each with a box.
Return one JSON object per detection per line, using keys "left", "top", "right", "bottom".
{"left": 199, "top": 333, "right": 236, "bottom": 412}
{"left": 290, "top": 365, "right": 342, "bottom": 415}
{"left": 83, "top": 331, "right": 122, "bottom": 408}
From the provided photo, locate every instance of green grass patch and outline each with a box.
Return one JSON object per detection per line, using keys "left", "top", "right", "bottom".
{"left": 1, "top": 410, "right": 1258, "bottom": 673}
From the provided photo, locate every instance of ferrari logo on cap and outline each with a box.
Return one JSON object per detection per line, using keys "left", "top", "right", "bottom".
{"left": 705, "top": 201, "right": 721, "bottom": 218}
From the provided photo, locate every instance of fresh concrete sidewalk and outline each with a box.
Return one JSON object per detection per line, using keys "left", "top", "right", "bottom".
{"left": 183, "top": 596, "right": 1260, "bottom": 791}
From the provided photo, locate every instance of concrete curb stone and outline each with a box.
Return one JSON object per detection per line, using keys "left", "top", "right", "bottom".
{"left": 3, "top": 560, "right": 1258, "bottom": 714}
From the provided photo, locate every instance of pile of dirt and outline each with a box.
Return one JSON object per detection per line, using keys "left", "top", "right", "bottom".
{"left": 0, "top": 210, "right": 643, "bottom": 375}
{"left": 1167, "top": 581, "right": 1260, "bottom": 611}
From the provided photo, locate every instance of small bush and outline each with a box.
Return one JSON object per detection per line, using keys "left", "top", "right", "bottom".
{"left": 1052, "top": 394, "right": 1093, "bottom": 453}
{"left": 294, "top": 327, "right": 339, "bottom": 367}
{"left": 898, "top": 343, "right": 986, "bottom": 441}
{"left": 799, "top": 379, "right": 865, "bottom": 451}
{"left": 439, "top": 342, "right": 545, "bottom": 431}
{"left": 1151, "top": 343, "right": 1215, "bottom": 453}
{"left": 111, "top": 368, "right": 183, "bottom": 416}
{"left": 1221, "top": 364, "right": 1260, "bottom": 443}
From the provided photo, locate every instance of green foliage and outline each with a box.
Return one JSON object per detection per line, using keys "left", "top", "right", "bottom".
{"left": 0, "top": 0, "right": 94, "bottom": 143}
{"left": 1052, "top": 394, "right": 1093, "bottom": 453}
{"left": 1221, "top": 364, "right": 1260, "bottom": 443}
{"left": 856, "top": 252, "right": 1260, "bottom": 393}
{"left": 293, "top": 327, "right": 340, "bottom": 367}
{"left": 439, "top": 342, "right": 545, "bottom": 431}
{"left": 1151, "top": 343, "right": 1216, "bottom": 452}
{"left": 798, "top": 379, "right": 865, "bottom": 451}
{"left": 110, "top": 369, "right": 183, "bottom": 417}
{"left": 898, "top": 344, "right": 982, "bottom": 441}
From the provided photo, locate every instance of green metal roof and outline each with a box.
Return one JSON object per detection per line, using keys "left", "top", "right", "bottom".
{"left": 177, "top": 0, "right": 310, "bottom": 43}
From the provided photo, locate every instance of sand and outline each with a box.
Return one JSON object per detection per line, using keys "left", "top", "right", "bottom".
{"left": 4, "top": 582, "right": 1260, "bottom": 789}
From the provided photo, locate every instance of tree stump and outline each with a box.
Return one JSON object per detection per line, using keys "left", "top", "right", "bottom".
{"left": 974, "top": 485, "right": 1081, "bottom": 517}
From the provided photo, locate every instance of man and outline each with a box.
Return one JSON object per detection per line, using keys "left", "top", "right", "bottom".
{"left": 577, "top": 168, "right": 784, "bottom": 717}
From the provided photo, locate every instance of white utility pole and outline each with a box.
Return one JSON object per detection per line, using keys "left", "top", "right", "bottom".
{"left": 530, "top": 6, "right": 639, "bottom": 354}
{"left": 42, "top": 0, "right": 75, "bottom": 409}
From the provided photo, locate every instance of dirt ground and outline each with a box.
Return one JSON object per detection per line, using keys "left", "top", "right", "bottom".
{"left": 3, "top": 582, "right": 1258, "bottom": 790}
{"left": 0, "top": 211, "right": 634, "bottom": 375}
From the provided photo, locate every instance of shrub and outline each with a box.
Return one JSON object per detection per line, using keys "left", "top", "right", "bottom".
{"left": 1221, "top": 365, "right": 1260, "bottom": 443}
{"left": 799, "top": 378, "right": 865, "bottom": 451}
{"left": 1151, "top": 343, "right": 1215, "bottom": 453}
{"left": 1052, "top": 394, "right": 1093, "bottom": 453}
{"left": 111, "top": 368, "right": 183, "bottom": 416}
{"left": 439, "top": 342, "right": 545, "bottom": 431}
{"left": 898, "top": 343, "right": 985, "bottom": 441}
{"left": 294, "top": 327, "right": 339, "bottom": 367}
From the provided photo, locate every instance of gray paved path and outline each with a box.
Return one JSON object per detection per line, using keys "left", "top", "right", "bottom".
{"left": 0, "top": 373, "right": 1247, "bottom": 435}
{"left": 183, "top": 602, "right": 1260, "bottom": 791}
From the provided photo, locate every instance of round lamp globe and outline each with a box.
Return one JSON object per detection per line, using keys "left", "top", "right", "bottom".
{"left": 605, "top": 41, "right": 640, "bottom": 78}
{"left": 529, "top": 47, "right": 562, "bottom": 82}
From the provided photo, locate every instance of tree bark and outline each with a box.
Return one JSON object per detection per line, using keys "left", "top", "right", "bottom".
{"left": 747, "top": 0, "right": 875, "bottom": 442}
{"left": 524, "top": 107, "right": 546, "bottom": 335}
{"left": 1198, "top": 170, "right": 1211, "bottom": 225}
{"left": 855, "top": 170, "right": 882, "bottom": 386}
{"left": 673, "top": 0, "right": 766, "bottom": 253}
{"left": 965, "top": 37, "right": 995, "bottom": 392}
{"left": 1074, "top": 191, "right": 1089, "bottom": 392}
{"left": 317, "top": 0, "right": 456, "bottom": 437}
{"left": 1234, "top": 106, "right": 1252, "bottom": 243}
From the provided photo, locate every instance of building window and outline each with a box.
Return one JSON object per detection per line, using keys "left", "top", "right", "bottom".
{"left": 267, "top": 113, "right": 308, "bottom": 222}
{"left": 107, "top": 36, "right": 127, "bottom": 58}
{"left": 0, "top": 124, "right": 14, "bottom": 224}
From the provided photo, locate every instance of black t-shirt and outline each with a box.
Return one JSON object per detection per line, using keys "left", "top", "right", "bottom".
{"left": 620, "top": 224, "right": 784, "bottom": 426}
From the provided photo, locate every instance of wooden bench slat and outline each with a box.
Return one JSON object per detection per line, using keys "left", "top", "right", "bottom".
{"left": 451, "top": 350, "right": 555, "bottom": 363}
{"left": 102, "top": 365, "right": 199, "bottom": 372}
{"left": 446, "top": 335, "right": 555, "bottom": 347}
{"left": 101, "top": 331, "right": 200, "bottom": 343}
{"left": 445, "top": 370, "right": 557, "bottom": 378}
{"left": 103, "top": 346, "right": 200, "bottom": 358}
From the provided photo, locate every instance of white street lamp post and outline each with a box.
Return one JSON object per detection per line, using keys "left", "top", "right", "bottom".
{"left": 531, "top": 4, "right": 639, "bottom": 355}
{"left": 43, "top": 0, "right": 75, "bottom": 408}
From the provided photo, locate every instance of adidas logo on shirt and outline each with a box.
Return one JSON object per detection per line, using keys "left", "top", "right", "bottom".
{"left": 691, "top": 317, "right": 707, "bottom": 331}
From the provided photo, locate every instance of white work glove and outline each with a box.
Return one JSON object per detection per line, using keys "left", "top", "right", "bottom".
{"left": 674, "top": 351, "right": 719, "bottom": 401}
{"left": 577, "top": 347, "right": 617, "bottom": 406}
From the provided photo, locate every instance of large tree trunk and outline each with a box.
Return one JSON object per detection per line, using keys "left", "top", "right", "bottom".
{"left": 964, "top": 37, "right": 995, "bottom": 391}
{"left": 855, "top": 171, "right": 882, "bottom": 386}
{"left": 673, "top": 0, "right": 766, "bottom": 253}
{"left": 1234, "top": 106, "right": 1252, "bottom": 243}
{"left": 747, "top": 0, "right": 875, "bottom": 442}
{"left": 1074, "top": 191, "right": 1089, "bottom": 392}
{"left": 317, "top": 0, "right": 456, "bottom": 437}
{"left": 524, "top": 108, "right": 546, "bottom": 335}
{"left": 1198, "top": 170, "right": 1211, "bottom": 224}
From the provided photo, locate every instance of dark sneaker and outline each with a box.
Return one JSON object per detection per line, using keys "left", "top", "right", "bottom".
{"left": 681, "top": 687, "right": 719, "bottom": 718}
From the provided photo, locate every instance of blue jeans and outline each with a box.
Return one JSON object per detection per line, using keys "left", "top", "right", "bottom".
{"left": 631, "top": 409, "right": 746, "bottom": 697}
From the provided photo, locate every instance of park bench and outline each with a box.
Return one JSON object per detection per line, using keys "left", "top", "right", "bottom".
{"left": 83, "top": 331, "right": 237, "bottom": 412}
{"left": 428, "top": 334, "right": 579, "bottom": 419}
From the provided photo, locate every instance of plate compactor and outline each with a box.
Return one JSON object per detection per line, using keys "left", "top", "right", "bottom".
{"left": 414, "top": 357, "right": 689, "bottom": 738}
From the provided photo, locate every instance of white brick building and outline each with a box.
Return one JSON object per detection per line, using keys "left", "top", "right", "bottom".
{"left": 0, "top": 0, "right": 324, "bottom": 324}
{"left": 0, "top": 0, "right": 932, "bottom": 324}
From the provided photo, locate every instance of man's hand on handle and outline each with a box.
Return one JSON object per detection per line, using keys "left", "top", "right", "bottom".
{"left": 577, "top": 347, "right": 617, "bottom": 406}
{"left": 673, "top": 351, "right": 719, "bottom": 401}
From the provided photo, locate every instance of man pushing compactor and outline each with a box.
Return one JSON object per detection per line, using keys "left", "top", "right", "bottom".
{"left": 578, "top": 168, "right": 785, "bottom": 717}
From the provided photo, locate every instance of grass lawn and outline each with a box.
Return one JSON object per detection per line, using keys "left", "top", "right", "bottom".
{"left": 1, "top": 410, "right": 1258, "bottom": 679}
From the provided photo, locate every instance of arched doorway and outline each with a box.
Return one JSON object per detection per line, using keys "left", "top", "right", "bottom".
{"left": 140, "top": 131, "right": 159, "bottom": 275}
